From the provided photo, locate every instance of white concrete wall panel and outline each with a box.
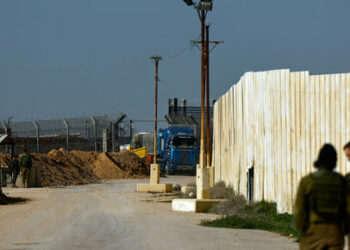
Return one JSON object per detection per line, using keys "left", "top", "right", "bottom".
{"left": 346, "top": 74, "right": 350, "bottom": 173}
{"left": 213, "top": 69, "right": 350, "bottom": 213}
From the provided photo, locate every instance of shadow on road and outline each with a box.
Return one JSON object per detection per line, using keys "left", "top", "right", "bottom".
{"left": 0, "top": 193, "right": 28, "bottom": 205}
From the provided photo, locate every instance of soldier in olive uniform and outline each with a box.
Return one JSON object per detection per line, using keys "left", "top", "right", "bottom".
{"left": 19, "top": 148, "right": 32, "bottom": 188}
{"left": 342, "top": 142, "right": 350, "bottom": 249}
{"left": 295, "top": 144, "right": 347, "bottom": 250}
{"left": 8, "top": 154, "right": 20, "bottom": 188}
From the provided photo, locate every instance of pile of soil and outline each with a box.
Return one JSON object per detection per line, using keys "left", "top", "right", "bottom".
{"left": 69, "top": 150, "right": 150, "bottom": 180}
{"left": 0, "top": 154, "right": 10, "bottom": 166}
{"left": 1, "top": 149, "right": 150, "bottom": 187}
{"left": 31, "top": 149, "right": 100, "bottom": 186}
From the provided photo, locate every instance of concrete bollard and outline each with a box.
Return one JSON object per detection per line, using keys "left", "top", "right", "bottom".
{"left": 150, "top": 164, "right": 160, "bottom": 185}
{"left": 196, "top": 166, "right": 210, "bottom": 199}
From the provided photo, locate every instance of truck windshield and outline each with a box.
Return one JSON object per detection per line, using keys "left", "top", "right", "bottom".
{"left": 172, "top": 137, "right": 197, "bottom": 148}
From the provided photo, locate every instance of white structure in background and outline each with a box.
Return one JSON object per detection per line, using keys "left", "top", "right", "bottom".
{"left": 0, "top": 134, "right": 8, "bottom": 144}
{"left": 212, "top": 69, "right": 350, "bottom": 213}
{"left": 119, "top": 144, "right": 130, "bottom": 151}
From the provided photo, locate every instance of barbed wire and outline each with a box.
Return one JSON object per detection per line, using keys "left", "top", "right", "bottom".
{"left": 0, "top": 42, "right": 195, "bottom": 69}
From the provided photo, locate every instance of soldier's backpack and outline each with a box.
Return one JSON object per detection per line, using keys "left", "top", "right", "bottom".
{"left": 20, "top": 155, "right": 32, "bottom": 169}
{"left": 309, "top": 171, "right": 346, "bottom": 217}
{"left": 346, "top": 173, "right": 350, "bottom": 187}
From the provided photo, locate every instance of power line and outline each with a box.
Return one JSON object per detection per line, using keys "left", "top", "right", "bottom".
{"left": 0, "top": 42, "right": 193, "bottom": 69}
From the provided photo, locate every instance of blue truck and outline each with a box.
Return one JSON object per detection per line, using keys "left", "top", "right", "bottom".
{"left": 157, "top": 126, "right": 199, "bottom": 174}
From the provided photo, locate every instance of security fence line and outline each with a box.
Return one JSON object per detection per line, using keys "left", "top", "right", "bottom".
{"left": 212, "top": 69, "right": 350, "bottom": 213}
{"left": 1, "top": 114, "right": 130, "bottom": 154}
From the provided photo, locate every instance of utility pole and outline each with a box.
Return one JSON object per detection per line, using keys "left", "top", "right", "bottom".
{"left": 150, "top": 55, "right": 163, "bottom": 164}
{"left": 181, "top": 0, "right": 213, "bottom": 169}
{"left": 200, "top": 10, "right": 206, "bottom": 168}
{"left": 193, "top": 6, "right": 223, "bottom": 199}
{"left": 171, "top": 0, "right": 225, "bottom": 207}
{"left": 205, "top": 25, "right": 211, "bottom": 167}
{"left": 136, "top": 55, "right": 172, "bottom": 193}
{"left": 192, "top": 30, "right": 223, "bottom": 168}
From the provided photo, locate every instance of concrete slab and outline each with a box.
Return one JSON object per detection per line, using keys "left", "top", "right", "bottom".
{"left": 172, "top": 199, "right": 225, "bottom": 213}
{"left": 137, "top": 183, "right": 173, "bottom": 193}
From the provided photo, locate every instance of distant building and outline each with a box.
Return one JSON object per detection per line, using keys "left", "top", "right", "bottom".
{"left": 165, "top": 98, "right": 213, "bottom": 144}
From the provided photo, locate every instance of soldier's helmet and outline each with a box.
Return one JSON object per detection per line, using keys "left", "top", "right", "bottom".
{"left": 314, "top": 144, "right": 337, "bottom": 171}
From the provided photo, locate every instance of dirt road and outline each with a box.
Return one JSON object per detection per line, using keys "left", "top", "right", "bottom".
{"left": 0, "top": 176, "right": 298, "bottom": 250}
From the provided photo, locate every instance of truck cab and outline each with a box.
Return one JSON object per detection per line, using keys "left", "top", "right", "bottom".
{"left": 157, "top": 126, "right": 199, "bottom": 174}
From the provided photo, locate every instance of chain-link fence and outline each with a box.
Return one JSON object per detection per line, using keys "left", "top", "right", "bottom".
{"left": 0, "top": 114, "right": 132, "bottom": 154}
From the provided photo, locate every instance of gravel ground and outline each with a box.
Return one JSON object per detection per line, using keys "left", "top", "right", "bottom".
{"left": 0, "top": 176, "right": 298, "bottom": 250}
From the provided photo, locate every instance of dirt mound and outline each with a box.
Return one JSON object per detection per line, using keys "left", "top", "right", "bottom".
{"left": 0, "top": 154, "right": 10, "bottom": 166}
{"left": 70, "top": 150, "right": 150, "bottom": 180}
{"left": 106, "top": 150, "right": 150, "bottom": 177}
{"left": 1, "top": 149, "right": 150, "bottom": 187}
{"left": 32, "top": 149, "right": 100, "bottom": 186}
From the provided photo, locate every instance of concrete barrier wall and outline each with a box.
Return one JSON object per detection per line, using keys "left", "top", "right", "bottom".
{"left": 212, "top": 69, "right": 350, "bottom": 213}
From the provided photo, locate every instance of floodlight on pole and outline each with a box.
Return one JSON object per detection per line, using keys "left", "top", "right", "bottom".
{"left": 197, "top": 0, "right": 213, "bottom": 11}
{"left": 136, "top": 56, "right": 173, "bottom": 193}
{"left": 183, "top": 0, "right": 194, "bottom": 6}
{"left": 183, "top": 0, "right": 215, "bottom": 198}
{"left": 182, "top": 0, "right": 213, "bottom": 11}
{"left": 172, "top": 0, "right": 226, "bottom": 210}
{"left": 180, "top": 0, "right": 214, "bottom": 168}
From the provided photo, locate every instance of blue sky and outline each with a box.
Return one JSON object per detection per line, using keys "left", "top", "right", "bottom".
{"left": 1, "top": 0, "right": 350, "bottom": 131}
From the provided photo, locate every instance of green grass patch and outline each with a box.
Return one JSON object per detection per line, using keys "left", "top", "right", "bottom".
{"left": 202, "top": 201, "right": 300, "bottom": 241}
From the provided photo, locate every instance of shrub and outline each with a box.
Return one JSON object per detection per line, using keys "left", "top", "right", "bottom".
{"left": 205, "top": 182, "right": 300, "bottom": 241}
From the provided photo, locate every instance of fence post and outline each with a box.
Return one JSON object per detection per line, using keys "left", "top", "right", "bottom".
{"left": 89, "top": 116, "right": 97, "bottom": 151}
{"left": 129, "top": 120, "right": 133, "bottom": 144}
{"left": 103, "top": 129, "right": 108, "bottom": 152}
{"left": 114, "top": 114, "right": 126, "bottom": 152}
{"left": 32, "top": 121, "right": 40, "bottom": 153}
{"left": 62, "top": 119, "right": 69, "bottom": 151}
{"left": 111, "top": 122, "right": 115, "bottom": 152}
